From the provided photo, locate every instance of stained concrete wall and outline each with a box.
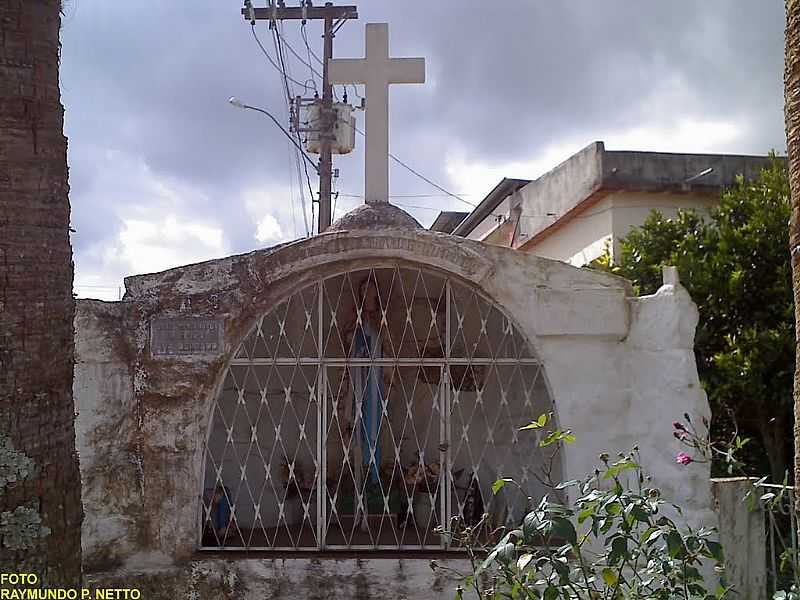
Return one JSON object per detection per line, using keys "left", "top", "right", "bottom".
{"left": 711, "top": 478, "right": 767, "bottom": 599}
{"left": 74, "top": 300, "right": 142, "bottom": 571}
{"left": 84, "top": 558, "right": 468, "bottom": 600}
{"left": 74, "top": 228, "right": 711, "bottom": 598}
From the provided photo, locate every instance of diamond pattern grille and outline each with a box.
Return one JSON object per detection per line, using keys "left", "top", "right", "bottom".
{"left": 201, "top": 267, "right": 554, "bottom": 550}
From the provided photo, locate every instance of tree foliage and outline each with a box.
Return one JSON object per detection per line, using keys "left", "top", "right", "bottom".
{"left": 590, "top": 159, "right": 793, "bottom": 480}
{"left": 447, "top": 415, "right": 728, "bottom": 600}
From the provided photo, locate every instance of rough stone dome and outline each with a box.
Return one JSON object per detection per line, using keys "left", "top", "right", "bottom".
{"left": 327, "top": 201, "right": 423, "bottom": 232}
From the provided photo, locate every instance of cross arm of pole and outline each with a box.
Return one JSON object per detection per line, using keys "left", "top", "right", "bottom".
{"left": 242, "top": 6, "right": 358, "bottom": 21}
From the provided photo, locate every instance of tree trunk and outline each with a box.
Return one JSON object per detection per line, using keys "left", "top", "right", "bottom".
{"left": 788, "top": 0, "right": 800, "bottom": 516}
{"left": 0, "top": 0, "right": 82, "bottom": 584}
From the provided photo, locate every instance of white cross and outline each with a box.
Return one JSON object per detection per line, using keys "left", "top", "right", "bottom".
{"left": 328, "top": 23, "right": 425, "bottom": 204}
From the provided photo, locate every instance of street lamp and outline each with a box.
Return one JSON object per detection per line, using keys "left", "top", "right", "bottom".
{"left": 227, "top": 97, "right": 319, "bottom": 174}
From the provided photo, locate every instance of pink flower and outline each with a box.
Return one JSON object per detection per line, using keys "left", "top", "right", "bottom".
{"left": 675, "top": 452, "right": 693, "bottom": 466}
{"left": 672, "top": 421, "right": 686, "bottom": 431}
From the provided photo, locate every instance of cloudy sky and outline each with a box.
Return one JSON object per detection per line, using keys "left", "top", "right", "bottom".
{"left": 60, "top": 1, "right": 786, "bottom": 300}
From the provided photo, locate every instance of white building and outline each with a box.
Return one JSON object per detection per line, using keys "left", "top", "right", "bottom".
{"left": 433, "top": 141, "right": 774, "bottom": 266}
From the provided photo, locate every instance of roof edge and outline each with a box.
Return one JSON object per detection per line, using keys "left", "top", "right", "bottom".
{"left": 451, "top": 178, "right": 530, "bottom": 237}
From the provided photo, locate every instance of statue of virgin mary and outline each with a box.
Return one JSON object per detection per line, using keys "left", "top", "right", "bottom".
{"left": 350, "top": 276, "right": 385, "bottom": 487}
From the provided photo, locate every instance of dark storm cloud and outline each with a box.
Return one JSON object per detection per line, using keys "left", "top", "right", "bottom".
{"left": 60, "top": 0, "right": 785, "bottom": 293}
{"left": 371, "top": 1, "right": 785, "bottom": 159}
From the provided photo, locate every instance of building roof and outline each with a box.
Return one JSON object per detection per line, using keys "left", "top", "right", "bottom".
{"left": 450, "top": 178, "right": 530, "bottom": 237}
{"left": 429, "top": 211, "right": 469, "bottom": 233}
{"left": 437, "top": 141, "right": 778, "bottom": 248}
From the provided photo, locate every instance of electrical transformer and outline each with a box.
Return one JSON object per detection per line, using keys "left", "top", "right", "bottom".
{"left": 304, "top": 102, "right": 356, "bottom": 155}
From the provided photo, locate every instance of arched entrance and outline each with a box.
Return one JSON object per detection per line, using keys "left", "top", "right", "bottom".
{"left": 200, "top": 265, "right": 556, "bottom": 550}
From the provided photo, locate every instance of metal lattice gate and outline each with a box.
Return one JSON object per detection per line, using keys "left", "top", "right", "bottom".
{"left": 200, "top": 266, "right": 554, "bottom": 551}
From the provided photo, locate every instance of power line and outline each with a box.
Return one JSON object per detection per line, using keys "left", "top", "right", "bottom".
{"left": 293, "top": 145, "right": 312, "bottom": 235}
{"left": 301, "top": 23, "right": 360, "bottom": 102}
{"left": 271, "top": 23, "right": 294, "bottom": 99}
{"left": 275, "top": 26, "right": 322, "bottom": 85}
{"left": 341, "top": 120, "right": 476, "bottom": 208}
{"left": 274, "top": 23, "right": 320, "bottom": 96}
{"left": 244, "top": 2, "right": 358, "bottom": 234}
{"left": 271, "top": 23, "right": 303, "bottom": 238}
{"left": 394, "top": 202, "right": 446, "bottom": 212}
{"left": 335, "top": 197, "right": 465, "bottom": 215}
{"left": 246, "top": 9, "right": 310, "bottom": 235}
{"left": 301, "top": 22, "right": 324, "bottom": 65}
{"left": 300, "top": 21, "right": 356, "bottom": 101}
{"left": 269, "top": 20, "right": 316, "bottom": 233}
{"left": 230, "top": 100, "right": 319, "bottom": 174}
{"left": 253, "top": 8, "right": 472, "bottom": 224}
{"left": 388, "top": 153, "right": 476, "bottom": 208}
{"left": 286, "top": 133, "right": 298, "bottom": 238}
{"left": 250, "top": 24, "right": 313, "bottom": 92}
{"left": 339, "top": 193, "right": 474, "bottom": 199}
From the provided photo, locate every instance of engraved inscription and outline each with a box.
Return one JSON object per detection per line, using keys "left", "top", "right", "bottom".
{"left": 151, "top": 317, "right": 224, "bottom": 356}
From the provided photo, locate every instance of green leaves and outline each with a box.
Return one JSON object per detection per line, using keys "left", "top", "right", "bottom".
{"left": 492, "top": 478, "right": 513, "bottom": 495}
{"left": 601, "top": 567, "right": 618, "bottom": 587}
{"left": 519, "top": 413, "right": 549, "bottom": 431}
{"left": 602, "top": 458, "right": 640, "bottom": 480}
{"left": 607, "top": 536, "right": 628, "bottom": 565}
{"left": 549, "top": 517, "right": 577, "bottom": 545}
{"left": 705, "top": 540, "right": 724, "bottom": 563}
{"left": 516, "top": 553, "right": 533, "bottom": 571}
{"left": 641, "top": 527, "right": 663, "bottom": 545}
{"left": 666, "top": 530, "right": 686, "bottom": 558}
{"left": 518, "top": 413, "right": 576, "bottom": 448}
{"left": 539, "top": 429, "right": 576, "bottom": 448}
{"left": 467, "top": 446, "right": 726, "bottom": 600}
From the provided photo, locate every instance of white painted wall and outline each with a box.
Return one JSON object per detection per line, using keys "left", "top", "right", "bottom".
{"left": 524, "top": 191, "right": 717, "bottom": 266}
{"left": 465, "top": 194, "right": 513, "bottom": 242}
{"left": 526, "top": 196, "right": 613, "bottom": 266}
{"left": 608, "top": 191, "right": 717, "bottom": 260}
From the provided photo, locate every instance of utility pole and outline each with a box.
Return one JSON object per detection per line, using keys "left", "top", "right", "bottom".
{"left": 318, "top": 11, "right": 335, "bottom": 232}
{"left": 243, "top": 1, "right": 358, "bottom": 234}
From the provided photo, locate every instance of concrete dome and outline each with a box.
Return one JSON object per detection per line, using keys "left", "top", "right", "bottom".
{"left": 328, "top": 201, "right": 422, "bottom": 232}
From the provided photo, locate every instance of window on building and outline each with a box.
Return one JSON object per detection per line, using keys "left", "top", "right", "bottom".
{"left": 200, "top": 266, "right": 555, "bottom": 551}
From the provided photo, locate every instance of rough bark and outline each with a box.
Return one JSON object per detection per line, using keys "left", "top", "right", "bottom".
{"left": 0, "top": 0, "right": 82, "bottom": 584}
{"left": 789, "top": 0, "right": 800, "bottom": 514}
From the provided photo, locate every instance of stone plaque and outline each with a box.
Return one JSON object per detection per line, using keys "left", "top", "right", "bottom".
{"left": 150, "top": 317, "right": 224, "bottom": 356}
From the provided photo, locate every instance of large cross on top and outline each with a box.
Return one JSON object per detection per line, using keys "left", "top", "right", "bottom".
{"left": 329, "top": 23, "right": 425, "bottom": 204}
